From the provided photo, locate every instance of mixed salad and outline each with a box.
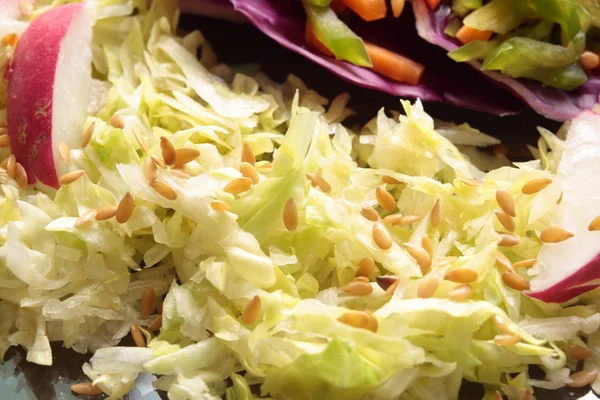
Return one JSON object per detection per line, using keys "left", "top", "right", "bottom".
{"left": 205, "top": 0, "right": 600, "bottom": 121}
{"left": 2, "top": 0, "right": 600, "bottom": 399}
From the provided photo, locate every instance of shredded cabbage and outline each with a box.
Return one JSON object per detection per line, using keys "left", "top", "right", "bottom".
{"left": 0, "top": 0, "right": 599, "bottom": 399}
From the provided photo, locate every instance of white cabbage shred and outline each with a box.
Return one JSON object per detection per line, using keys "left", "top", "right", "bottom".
{"left": 0, "top": 0, "right": 599, "bottom": 399}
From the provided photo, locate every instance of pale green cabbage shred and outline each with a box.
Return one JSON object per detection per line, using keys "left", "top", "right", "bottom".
{"left": 0, "top": 0, "right": 599, "bottom": 399}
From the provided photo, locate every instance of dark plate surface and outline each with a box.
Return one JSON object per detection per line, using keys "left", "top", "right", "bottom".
{"left": 2, "top": 13, "right": 597, "bottom": 400}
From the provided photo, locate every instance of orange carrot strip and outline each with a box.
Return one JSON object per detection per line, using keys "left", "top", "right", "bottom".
{"left": 364, "top": 42, "right": 424, "bottom": 85}
{"left": 330, "top": 0, "right": 347, "bottom": 14}
{"left": 342, "top": 0, "right": 387, "bottom": 21}
{"left": 425, "top": 0, "right": 442, "bottom": 10}
{"left": 455, "top": 25, "right": 493, "bottom": 44}
{"left": 305, "top": 22, "right": 334, "bottom": 56}
{"left": 391, "top": 0, "right": 405, "bottom": 18}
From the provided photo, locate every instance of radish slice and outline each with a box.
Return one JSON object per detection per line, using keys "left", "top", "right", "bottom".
{"left": 528, "top": 110, "right": 600, "bottom": 303}
{"left": 5, "top": 2, "right": 96, "bottom": 188}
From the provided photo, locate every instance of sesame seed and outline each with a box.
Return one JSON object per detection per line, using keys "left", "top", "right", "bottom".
{"left": 496, "top": 189, "right": 516, "bottom": 217}
{"left": 131, "top": 324, "right": 145, "bottom": 347}
{"left": 116, "top": 192, "right": 135, "bottom": 223}
{"left": 376, "top": 186, "right": 396, "bottom": 210}
{"left": 59, "top": 170, "right": 85, "bottom": 185}
{"left": 567, "top": 370, "right": 598, "bottom": 388}
{"left": 141, "top": 288, "right": 156, "bottom": 318}
{"left": 160, "top": 137, "right": 176, "bottom": 166}
{"left": 283, "top": 198, "right": 298, "bottom": 231}
{"left": 539, "top": 226, "right": 574, "bottom": 243}
{"left": 522, "top": 178, "right": 552, "bottom": 195}
{"left": 356, "top": 257, "right": 376, "bottom": 278}
{"left": 242, "top": 295, "right": 261, "bottom": 324}
{"left": 373, "top": 222, "right": 392, "bottom": 250}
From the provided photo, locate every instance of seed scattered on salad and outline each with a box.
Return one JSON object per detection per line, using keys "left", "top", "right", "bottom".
{"left": 356, "top": 257, "right": 376, "bottom": 277}
{"left": 493, "top": 334, "right": 520, "bottom": 346}
{"left": 494, "top": 391, "right": 502, "bottom": 400}
{"left": 493, "top": 315, "right": 512, "bottom": 335}
{"left": 522, "top": 178, "right": 552, "bottom": 195}
{"left": 382, "top": 213, "right": 402, "bottom": 225}
{"left": 448, "top": 284, "right": 472, "bottom": 301}
{"left": 151, "top": 155, "right": 166, "bottom": 169}
{"left": 382, "top": 175, "right": 401, "bottom": 185}
{"left": 376, "top": 186, "right": 396, "bottom": 210}
{"left": 160, "top": 137, "right": 176, "bottom": 166}
{"left": 417, "top": 272, "right": 441, "bottom": 299}
{"left": 241, "top": 142, "right": 255, "bottom": 165}
{"left": 58, "top": 142, "right": 70, "bottom": 164}
{"left": 0, "top": 133, "right": 9, "bottom": 147}
{"left": 342, "top": 280, "right": 373, "bottom": 296}
{"left": 59, "top": 170, "right": 85, "bottom": 185}
{"left": 513, "top": 259, "right": 537, "bottom": 269}
{"left": 141, "top": 287, "right": 155, "bottom": 318}
{"left": 376, "top": 276, "right": 397, "bottom": 291}
{"left": 130, "top": 324, "right": 145, "bottom": 347}
{"left": 501, "top": 270, "right": 530, "bottom": 291}
{"left": 223, "top": 177, "right": 253, "bottom": 195}
{"left": 495, "top": 252, "right": 513, "bottom": 271}
{"left": 116, "top": 192, "right": 135, "bottom": 223}
{"left": 396, "top": 215, "right": 423, "bottom": 225}
{"left": 459, "top": 177, "right": 481, "bottom": 187}
{"left": 306, "top": 172, "right": 331, "bottom": 193}
{"left": 494, "top": 209, "right": 515, "bottom": 232}
{"left": 373, "top": 222, "right": 392, "bottom": 250}
{"left": 95, "top": 205, "right": 117, "bottom": 221}
{"left": 108, "top": 114, "right": 125, "bottom": 129}
{"left": 75, "top": 209, "right": 97, "bottom": 227}
{"left": 354, "top": 276, "right": 369, "bottom": 283}
{"left": 143, "top": 157, "right": 158, "bottom": 181}
{"left": 540, "top": 226, "right": 574, "bottom": 243}
{"left": 240, "top": 162, "right": 259, "bottom": 184}
{"left": 70, "top": 382, "right": 103, "bottom": 396}
{"left": 14, "top": 162, "right": 27, "bottom": 189}
{"left": 581, "top": 51, "right": 600, "bottom": 70}
{"left": 81, "top": 121, "right": 94, "bottom": 148}
{"left": 361, "top": 205, "right": 379, "bottom": 221}
{"left": 430, "top": 199, "right": 441, "bottom": 228}
{"left": 444, "top": 268, "right": 478, "bottom": 284}
{"left": 283, "top": 198, "right": 298, "bottom": 231}
{"left": 404, "top": 243, "right": 431, "bottom": 274}
{"left": 565, "top": 344, "right": 593, "bottom": 360}
{"left": 147, "top": 315, "right": 162, "bottom": 332}
{"left": 174, "top": 147, "right": 200, "bottom": 167}
{"left": 567, "top": 369, "right": 598, "bottom": 388}
{"left": 149, "top": 181, "right": 178, "bottom": 201}
{"left": 498, "top": 233, "right": 520, "bottom": 247}
{"left": 210, "top": 200, "right": 230, "bottom": 212}
{"left": 242, "top": 295, "right": 261, "bottom": 324}
{"left": 337, "top": 311, "right": 377, "bottom": 333}
{"left": 6, "top": 155, "right": 16, "bottom": 179}
{"left": 421, "top": 234, "right": 433, "bottom": 259}
{"left": 132, "top": 128, "right": 149, "bottom": 153}
{"left": 588, "top": 215, "right": 600, "bottom": 231}
{"left": 495, "top": 189, "right": 516, "bottom": 217}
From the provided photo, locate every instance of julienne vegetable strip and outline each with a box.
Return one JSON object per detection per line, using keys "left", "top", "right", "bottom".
{"left": 219, "top": 0, "right": 523, "bottom": 115}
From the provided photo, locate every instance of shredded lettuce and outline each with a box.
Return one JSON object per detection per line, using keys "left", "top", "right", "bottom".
{"left": 0, "top": 0, "right": 599, "bottom": 399}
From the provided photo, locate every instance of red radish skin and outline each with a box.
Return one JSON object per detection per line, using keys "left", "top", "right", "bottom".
{"left": 528, "top": 110, "right": 600, "bottom": 303}
{"left": 5, "top": 2, "right": 95, "bottom": 188}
